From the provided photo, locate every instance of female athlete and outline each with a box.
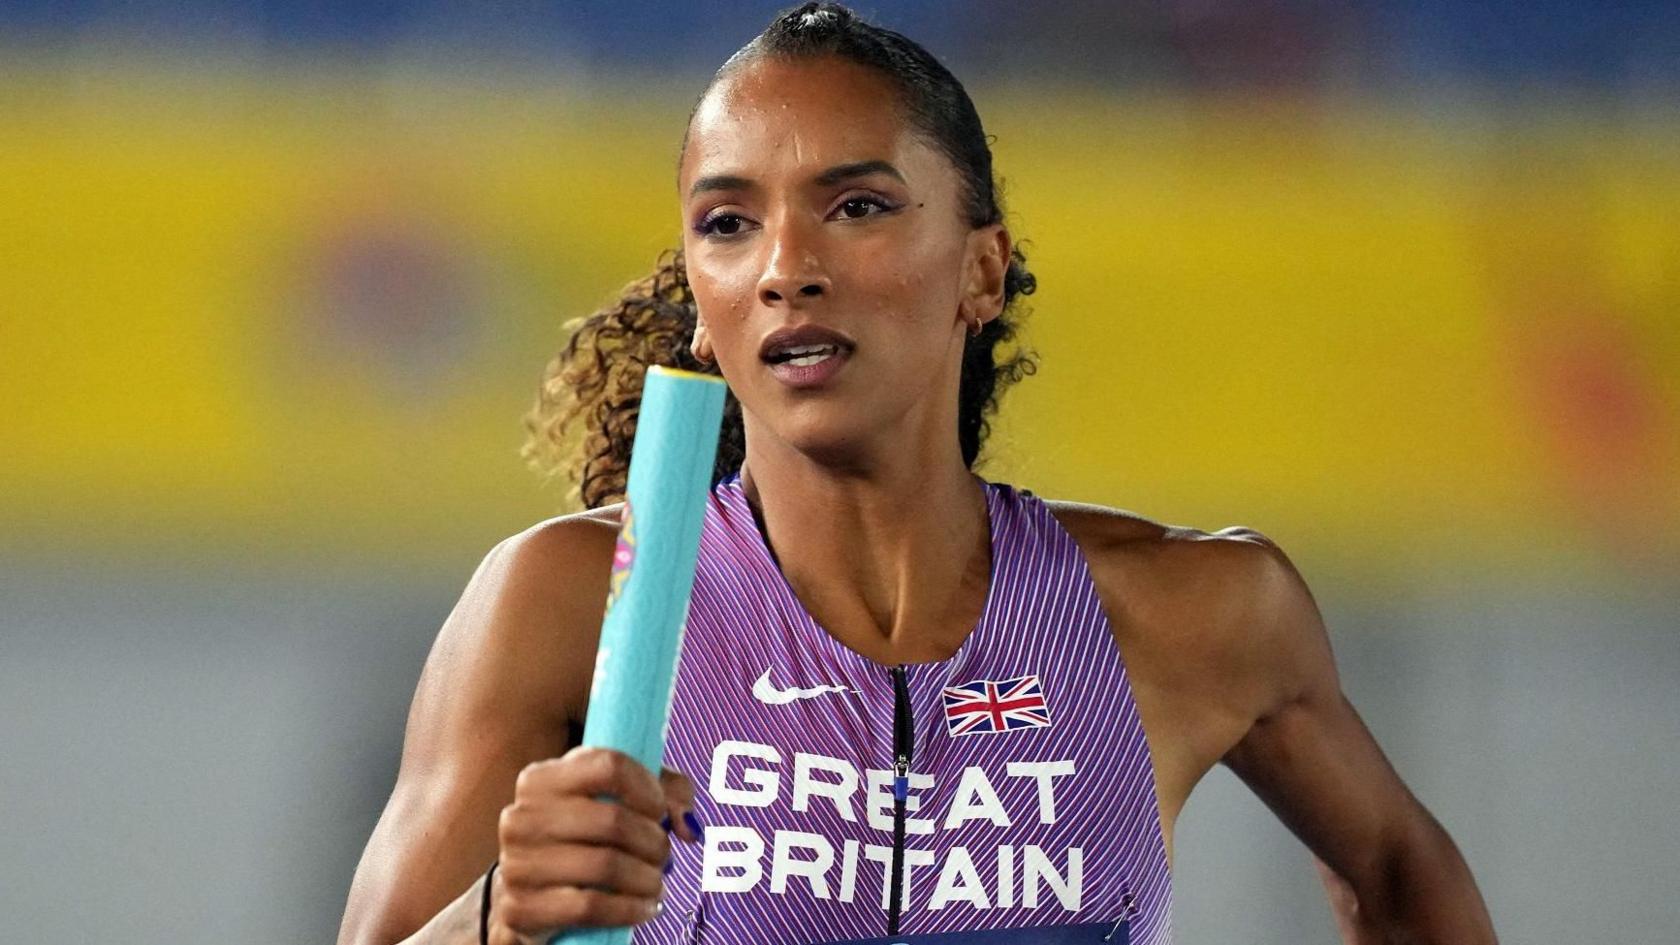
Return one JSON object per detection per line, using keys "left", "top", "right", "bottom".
{"left": 339, "top": 4, "right": 1496, "bottom": 944}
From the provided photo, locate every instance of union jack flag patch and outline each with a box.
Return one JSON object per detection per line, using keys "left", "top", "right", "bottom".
{"left": 941, "top": 674, "right": 1052, "bottom": 736}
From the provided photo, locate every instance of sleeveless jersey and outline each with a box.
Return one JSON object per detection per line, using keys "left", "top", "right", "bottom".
{"left": 634, "top": 475, "right": 1173, "bottom": 944}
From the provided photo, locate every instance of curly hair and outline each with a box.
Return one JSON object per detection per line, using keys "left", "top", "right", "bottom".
{"left": 523, "top": 2, "right": 1038, "bottom": 509}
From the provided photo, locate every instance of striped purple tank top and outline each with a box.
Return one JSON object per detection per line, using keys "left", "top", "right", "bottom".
{"left": 634, "top": 475, "right": 1172, "bottom": 944}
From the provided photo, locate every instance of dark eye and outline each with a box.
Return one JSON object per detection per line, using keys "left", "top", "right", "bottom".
{"left": 698, "top": 212, "right": 747, "bottom": 237}
{"left": 835, "top": 196, "right": 893, "bottom": 220}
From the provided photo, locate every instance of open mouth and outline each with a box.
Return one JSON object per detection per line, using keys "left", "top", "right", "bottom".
{"left": 759, "top": 328, "right": 854, "bottom": 388}
{"left": 764, "top": 343, "right": 845, "bottom": 367}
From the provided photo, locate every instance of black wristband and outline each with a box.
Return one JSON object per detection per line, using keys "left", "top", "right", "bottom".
{"left": 479, "top": 860, "right": 499, "bottom": 945}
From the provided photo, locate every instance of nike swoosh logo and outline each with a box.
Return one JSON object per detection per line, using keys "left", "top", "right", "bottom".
{"left": 751, "top": 668, "right": 851, "bottom": 705}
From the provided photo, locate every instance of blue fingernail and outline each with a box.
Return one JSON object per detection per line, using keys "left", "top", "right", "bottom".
{"left": 683, "top": 810, "right": 704, "bottom": 842}
{"left": 660, "top": 813, "right": 671, "bottom": 832}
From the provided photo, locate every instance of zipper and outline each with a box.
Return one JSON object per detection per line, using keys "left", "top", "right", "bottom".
{"left": 685, "top": 893, "right": 706, "bottom": 944}
{"left": 887, "top": 663, "right": 914, "bottom": 935}
{"left": 1103, "top": 885, "right": 1137, "bottom": 943}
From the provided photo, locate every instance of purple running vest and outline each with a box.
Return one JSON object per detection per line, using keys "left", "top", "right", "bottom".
{"left": 633, "top": 476, "right": 1173, "bottom": 944}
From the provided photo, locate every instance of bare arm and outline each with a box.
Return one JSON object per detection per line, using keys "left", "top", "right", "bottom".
{"left": 337, "top": 514, "right": 696, "bottom": 945}
{"left": 1218, "top": 533, "right": 1497, "bottom": 944}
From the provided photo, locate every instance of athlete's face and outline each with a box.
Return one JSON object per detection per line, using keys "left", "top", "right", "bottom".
{"left": 678, "top": 55, "right": 1009, "bottom": 467}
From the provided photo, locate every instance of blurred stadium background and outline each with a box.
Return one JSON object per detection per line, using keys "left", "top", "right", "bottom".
{"left": 3, "top": 1, "right": 1677, "bottom": 941}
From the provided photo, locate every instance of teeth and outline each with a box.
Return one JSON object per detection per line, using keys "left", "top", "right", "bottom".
{"left": 772, "top": 343, "right": 840, "bottom": 366}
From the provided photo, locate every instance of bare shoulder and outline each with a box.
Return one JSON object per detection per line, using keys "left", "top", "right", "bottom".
{"left": 467, "top": 502, "right": 624, "bottom": 630}
{"left": 1043, "top": 497, "right": 1319, "bottom": 786}
{"left": 1043, "top": 497, "right": 1286, "bottom": 625}
{"left": 338, "top": 504, "right": 630, "bottom": 945}
{"left": 508, "top": 502, "right": 624, "bottom": 557}
{"left": 1045, "top": 495, "right": 1305, "bottom": 660}
{"left": 420, "top": 503, "right": 626, "bottom": 731}
{"left": 488, "top": 502, "right": 624, "bottom": 590}
{"left": 1044, "top": 495, "right": 1275, "bottom": 546}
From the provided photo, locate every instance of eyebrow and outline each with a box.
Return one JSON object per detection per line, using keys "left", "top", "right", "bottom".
{"left": 688, "top": 159, "right": 906, "bottom": 198}
{"left": 815, "top": 159, "right": 906, "bottom": 187}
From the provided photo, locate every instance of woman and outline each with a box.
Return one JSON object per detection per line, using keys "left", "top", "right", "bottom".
{"left": 338, "top": 4, "right": 1496, "bottom": 944}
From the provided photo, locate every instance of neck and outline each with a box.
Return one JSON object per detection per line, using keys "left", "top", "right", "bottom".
{"left": 737, "top": 426, "right": 991, "bottom": 663}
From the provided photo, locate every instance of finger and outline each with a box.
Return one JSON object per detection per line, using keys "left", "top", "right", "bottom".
{"left": 659, "top": 767, "right": 695, "bottom": 810}
{"left": 516, "top": 747, "right": 666, "bottom": 820}
{"left": 658, "top": 768, "right": 699, "bottom": 842}
{"left": 500, "top": 843, "right": 665, "bottom": 899}
{"left": 501, "top": 797, "right": 671, "bottom": 867}
{"left": 496, "top": 883, "right": 660, "bottom": 936}
{"left": 676, "top": 808, "right": 705, "bottom": 846}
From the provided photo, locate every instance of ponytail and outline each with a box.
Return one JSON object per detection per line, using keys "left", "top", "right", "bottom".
{"left": 522, "top": 249, "right": 744, "bottom": 509}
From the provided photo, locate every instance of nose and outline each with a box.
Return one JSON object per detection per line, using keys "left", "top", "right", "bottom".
{"left": 756, "top": 220, "right": 831, "bottom": 307}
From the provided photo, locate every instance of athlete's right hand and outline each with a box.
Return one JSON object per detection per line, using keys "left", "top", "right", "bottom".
{"left": 492, "top": 746, "right": 698, "bottom": 944}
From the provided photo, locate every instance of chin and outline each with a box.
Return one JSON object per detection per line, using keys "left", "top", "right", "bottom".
{"left": 756, "top": 401, "right": 881, "bottom": 470}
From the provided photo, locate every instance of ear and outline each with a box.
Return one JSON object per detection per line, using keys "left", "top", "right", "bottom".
{"left": 962, "top": 223, "right": 1011, "bottom": 329}
{"left": 690, "top": 315, "right": 715, "bottom": 364}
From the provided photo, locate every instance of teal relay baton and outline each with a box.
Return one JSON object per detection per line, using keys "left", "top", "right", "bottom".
{"left": 551, "top": 366, "right": 726, "bottom": 945}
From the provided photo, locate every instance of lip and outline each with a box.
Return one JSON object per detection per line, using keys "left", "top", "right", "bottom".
{"left": 758, "top": 324, "right": 855, "bottom": 390}
{"left": 757, "top": 324, "right": 856, "bottom": 362}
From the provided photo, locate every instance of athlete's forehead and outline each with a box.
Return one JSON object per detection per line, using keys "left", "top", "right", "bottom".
{"left": 679, "top": 56, "right": 940, "bottom": 198}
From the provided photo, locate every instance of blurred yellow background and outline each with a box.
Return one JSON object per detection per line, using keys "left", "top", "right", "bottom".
{"left": 6, "top": 66, "right": 1676, "bottom": 579}
{"left": 3, "top": 6, "right": 1678, "bottom": 941}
